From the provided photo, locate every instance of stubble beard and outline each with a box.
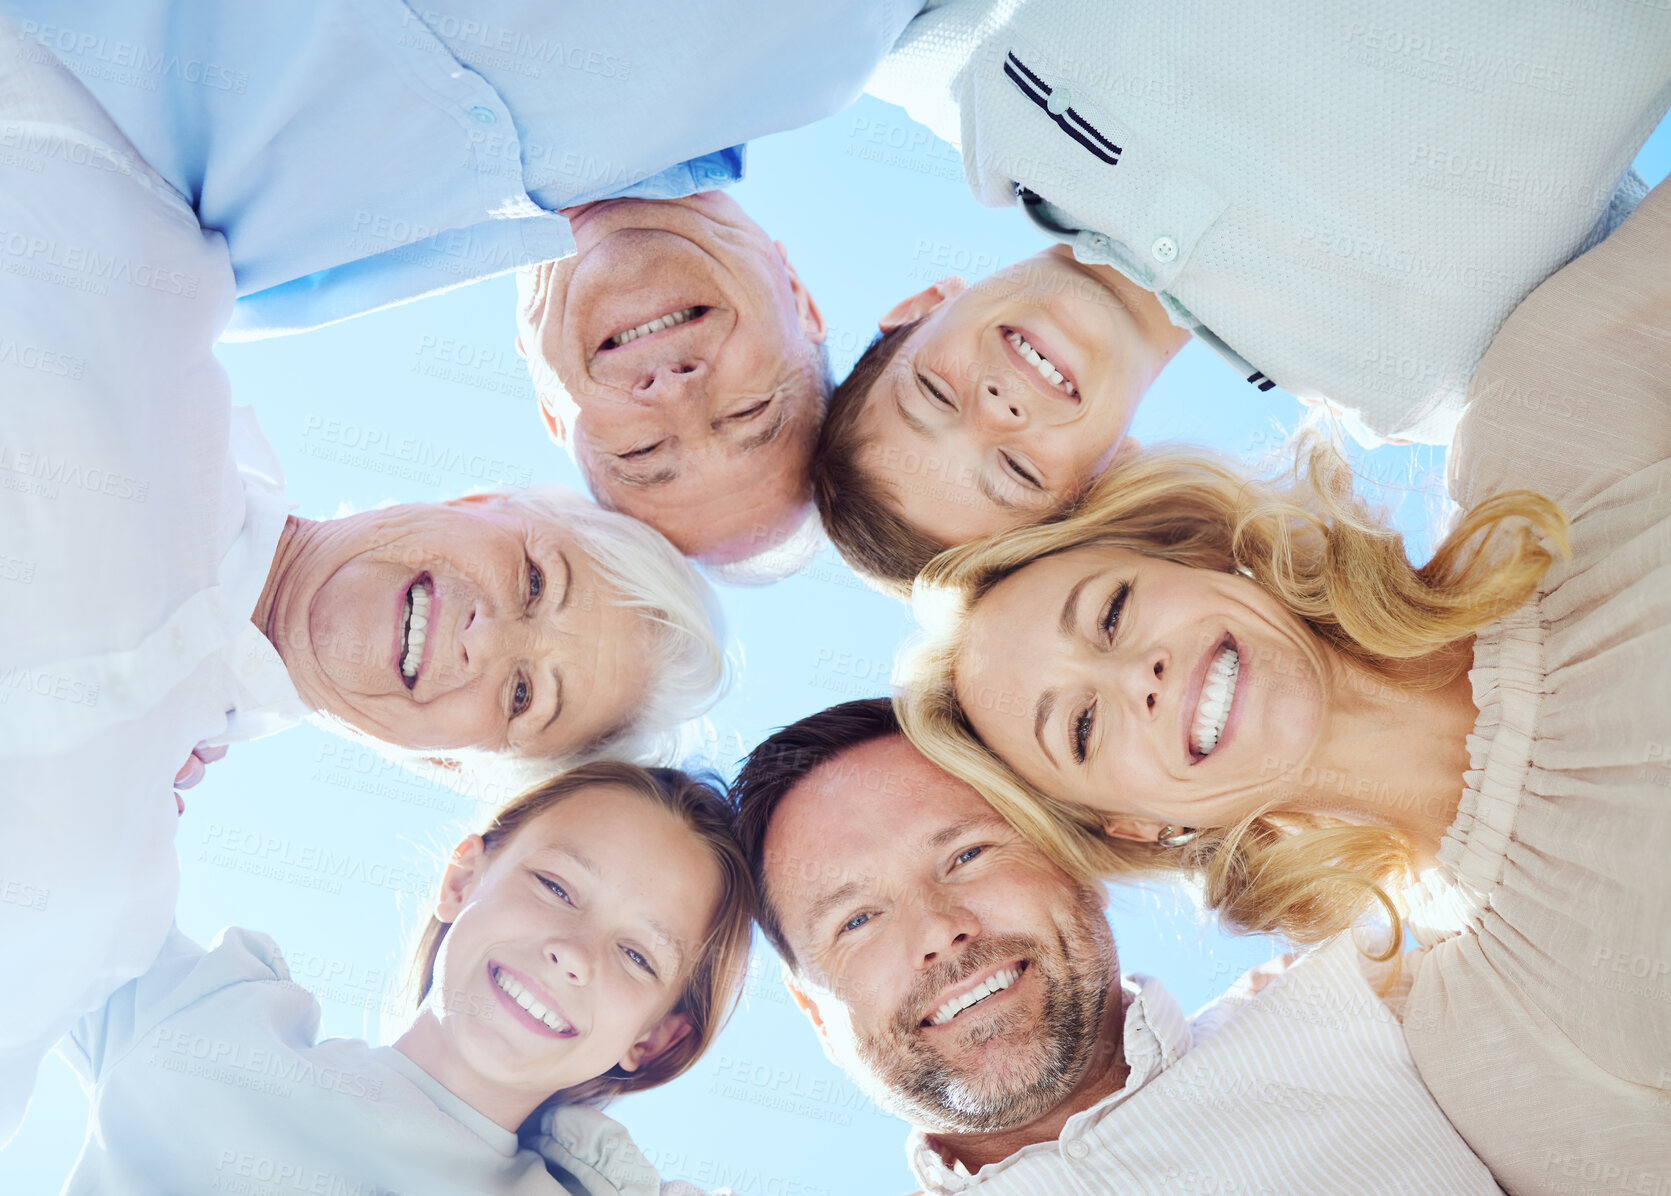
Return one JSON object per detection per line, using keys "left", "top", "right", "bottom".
{"left": 848, "top": 886, "right": 1115, "bottom": 1134}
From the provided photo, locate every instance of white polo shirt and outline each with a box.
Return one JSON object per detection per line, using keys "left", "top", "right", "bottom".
{"left": 870, "top": 0, "right": 1671, "bottom": 444}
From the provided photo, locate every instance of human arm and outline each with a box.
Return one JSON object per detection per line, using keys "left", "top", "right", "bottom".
{"left": 1450, "top": 171, "right": 1671, "bottom": 513}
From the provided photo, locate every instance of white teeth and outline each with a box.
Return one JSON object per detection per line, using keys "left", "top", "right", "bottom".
{"left": 928, "top": 966, "right": 1023, "bottom": 1027}
{"left": 1005, "top": 330, "right": 1077, "bottom": 395}
{"left": 492, "top": 967, "right": 571, "bottom": 1033}
{"left": 400, "top": 582, "right": 431, "bottom": 679}
{"left": 607, "top": 306, "right": 700, "bottom": 347}
{"left": 1190, "top": 646, "right": 1240, "bottom": 757}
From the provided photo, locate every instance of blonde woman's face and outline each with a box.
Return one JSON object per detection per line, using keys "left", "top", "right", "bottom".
{"left": 955, "top": 545, "right": 1334, "bottom": 842}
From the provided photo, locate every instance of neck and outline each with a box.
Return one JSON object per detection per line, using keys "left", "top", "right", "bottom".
{"left": 393, "top": 1012, "right": 543, "bottom": 1133}
{"left": 927, "top": 980, "right": 1132, "bottom": 1174}
{"left": 1291, "top": 647, "right": 1478, "bottom": 866}
{"left": 1051, "top": 246, "right": 1192, "bottom": 368}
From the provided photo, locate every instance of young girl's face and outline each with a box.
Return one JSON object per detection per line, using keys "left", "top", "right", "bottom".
{"left": 427, "top": 785, "right": 722, "bottom": 1105}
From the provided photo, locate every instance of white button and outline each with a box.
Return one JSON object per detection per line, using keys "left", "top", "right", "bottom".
{"left": 172, "top": 627, "right": 187, "bottom": 656}
{"left": 1046, "top": 87, "right": 1072, "bottom": 116}
{"left": 109, "top": 676, "right": 128, "bottom": 700}
{"left": 241, "top": 658, "right": 262, "bottom": 678}
{"left": 1065, "top": 1139, "right": 1091, "bottom": 1159}
{"left": 1151, "top": 236, "right": 1179, "bottom": 263}
{"left": 470, "top": 106, "right": 496, "bottom": 124}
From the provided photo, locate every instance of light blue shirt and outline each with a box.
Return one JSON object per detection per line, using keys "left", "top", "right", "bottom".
{"left": 2, "top": 0, "right": 921, "bottom": 337}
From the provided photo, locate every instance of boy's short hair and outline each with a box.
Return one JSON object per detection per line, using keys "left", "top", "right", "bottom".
{"left": 811, "top": 321, "right": 943, "bottom": 598}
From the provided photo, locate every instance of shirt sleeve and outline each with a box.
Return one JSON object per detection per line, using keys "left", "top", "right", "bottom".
{"left": 1449, "top": 170, "right": 1671, "bottom": 515}
{"left": 56, "top": 926, "right": 287, "bottom": 1083}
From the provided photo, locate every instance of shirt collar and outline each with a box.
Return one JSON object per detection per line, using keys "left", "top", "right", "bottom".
{"left": 905, "top": 973, "right": 1192, "bottom": 1191}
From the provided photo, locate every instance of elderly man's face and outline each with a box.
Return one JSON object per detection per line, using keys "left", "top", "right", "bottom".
{"left": 519, "top": 193, "right": 827, "bottom": 563}
{"left": 763, "top": 734, "right": 1117, "bottom": 1134}
{"left": 260, "top": 495, "right": 652, "bottom": 759}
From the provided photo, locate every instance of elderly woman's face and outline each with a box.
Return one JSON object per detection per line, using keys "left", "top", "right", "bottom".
{"left": 265, "top": 496, "right": 652, "bottom": 758}
{"left": 954, "top": 545, "right": 1333, "bottom": 839}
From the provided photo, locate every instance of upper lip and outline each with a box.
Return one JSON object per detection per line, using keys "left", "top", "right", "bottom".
{"left": 1181, "top": 632, "right": 1236, "bottom": 764}
{"left": 921, "top": 959, "right": 1027, "bottom": 1026}
{"left": 492, "top": 961, "right": 576, "bottom": 1033}
{"left": 999, "top": 325, "right": 1080, "bottom": 407}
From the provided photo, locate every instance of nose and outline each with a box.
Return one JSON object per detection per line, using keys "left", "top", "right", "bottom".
{"left": 911, "top": 893, "right": 982, "bottom": 969}
{"left": 633, "top": 357, "right": 709, "bottom": 401}
{"left": 971, "top": 371, "right": 1027, "bottom": 435}
{"left": 1109, "top": 647, "right": 1168, "bottom": 718}
{"left": 545, "top": 934, "right": 594, "bottom": 987}
{"left": 455, "top": 596, "right": 547, "bottom": 684}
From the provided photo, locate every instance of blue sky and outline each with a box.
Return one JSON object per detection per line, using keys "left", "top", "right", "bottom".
{"left": 4, "top": 95, "right": 1666, "bottom": 1196}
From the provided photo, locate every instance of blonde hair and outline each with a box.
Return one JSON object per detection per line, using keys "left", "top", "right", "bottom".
{"left": 898, "top": 434, "right": 1567, "bottom": 950}
{"left": 405, "top": 761, "right": 752, "bottom": 1113}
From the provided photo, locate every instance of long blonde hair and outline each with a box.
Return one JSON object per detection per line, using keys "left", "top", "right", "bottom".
{"left": 898, "top": 434, "right": 1567, "bottom": 950}
{"left": 405, "top": 761, "right": 752, "bottom": 1113}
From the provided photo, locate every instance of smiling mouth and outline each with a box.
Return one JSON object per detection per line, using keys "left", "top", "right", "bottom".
{"left": 923, "top": 962, "right": 1028, "bottom": 1027}
{"left": 491, "top": 965, "right": 576, "bottom": 1036}
{"left": 598, "top": 305, "right": 709, "bottom": 353}
{"left": 399, "top": 575, "right": 432, "bottom": 688}
{"left": 1003, "top": 327, "right": 1078, "bottom": 398}
{"left": 1188, "top": 637, "right": 1240, "bottom": 759}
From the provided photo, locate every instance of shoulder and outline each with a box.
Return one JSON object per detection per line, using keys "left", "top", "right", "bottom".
{"left": 1451, "top": 174, "right": 1671, "bottom": 511}
{"left": 530, "top": 1104, "right": 663, "bottom": 1196}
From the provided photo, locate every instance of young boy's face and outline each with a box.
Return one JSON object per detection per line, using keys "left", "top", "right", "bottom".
{"left": 853, "top": 247, "right": 1154, "bottom": 546}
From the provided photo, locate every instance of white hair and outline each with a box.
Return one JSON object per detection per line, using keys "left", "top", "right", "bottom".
{"left": 501, "top": 484, "right": 730, "bottom": 765}
{"left": 702, "top": 502, "right": 828, "bottom": 585}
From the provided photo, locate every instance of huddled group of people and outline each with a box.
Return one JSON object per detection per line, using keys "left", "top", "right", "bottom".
{"left": 2, "top": 2, "right": 1668, "bottom": 1193}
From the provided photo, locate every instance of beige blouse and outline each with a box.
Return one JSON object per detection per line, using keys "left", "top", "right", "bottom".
{"left": 1400, "top": 174, "right": 1671, "bottom": 1195}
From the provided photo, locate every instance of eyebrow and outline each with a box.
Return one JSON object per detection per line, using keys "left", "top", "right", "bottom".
{"left": 804, "top": 878, "right": 865, "bottom": 937}
{"left": 734, "top": 406, "right": 789, "bottom": 454}
{"left": 975, "top": 471, "right": 1023, "bottom": 512}
{"left": 1032, "top": 574, "right": 1095, "bottom": 766}
{"left": 925, "top": 815, "right": 998, "bottom": 851}
{"left": 613, "top": 458, "right": 680, "bottom": 487}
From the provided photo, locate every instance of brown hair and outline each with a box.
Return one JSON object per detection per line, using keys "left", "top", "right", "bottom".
{"left": 405, "top": 761, "right": 753, "bottom": 1111}
{"left": 898, "top": 434, "right": 1568, "bottom": 952}
{"left": 730, "top": 698, "right": 902, "bottom": 969}
{"left": 813, "top": 321, "right": 945, "bottom": 598}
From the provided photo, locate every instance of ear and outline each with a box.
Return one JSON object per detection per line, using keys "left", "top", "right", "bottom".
{"left": 1113, "top": 435, "right": 1142, "bottom": 459}
{"left": 1101, "top": 815, "right": 1167, "bottom": 845}
{"left": 434, "top": 834, "right": 487, "bottom": 923}
{"left": 879, "top": 277, "right": 967, "bottom": 332}
{"left": 616, "top": 1010, "right": 694, "bottom": 1073}
{"left": 774, "top": 241, "right": 827, "bottom": 346}
{"left": 784, "top": 974, "right": 827, "bottom": 1040}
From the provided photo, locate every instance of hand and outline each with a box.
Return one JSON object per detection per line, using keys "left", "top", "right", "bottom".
{"left": 173, "top": 742, "right": 228, "bottom": 792}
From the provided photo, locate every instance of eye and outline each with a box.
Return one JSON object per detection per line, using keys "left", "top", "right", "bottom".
{"left": 1071, "top": 702, "right": 1095, "bottom": 765}
{"left": 1001, "top": 452, "right": 1042, "bottom": 489}
{"left": 1100, "top": 582, "right": 1130, "bottom": 644}
{"left": 917, "top": 372, "right": 955, "bottom": 411}
{"left": 725, "top": 400, "right": 769, "bottom": 422}
{"left": 618, "top": 440, "right": 665, "bottom": 460}
{"left": 539, "top": 875, "right": 573, "bottom": 905}
{"left": 838, "top": 911, "right": 872, "bottom": 935}
{"left": 953, "top": 845, "right": 986, "bottom": 867}
{"left": 622, "top": 946, "right": 657, "bottom": 977}
{"left": 526, "top": 558, "right": 543, "bottom": 606}
{"left": 511, "top": 673, "right": 532, "bottom": 717}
